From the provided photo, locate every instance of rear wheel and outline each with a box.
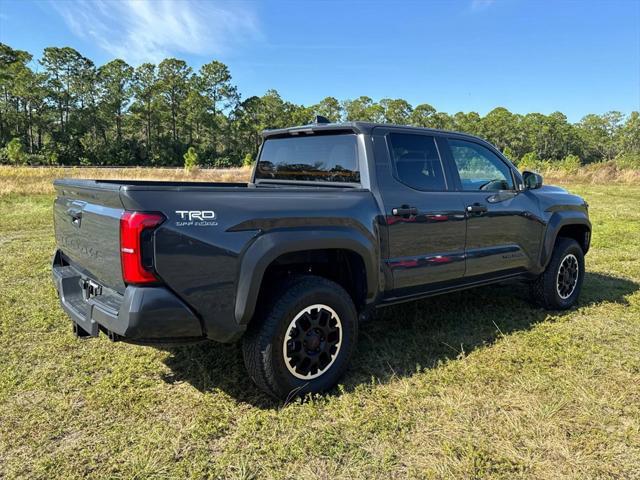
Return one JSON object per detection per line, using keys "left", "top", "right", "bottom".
{"left": 530, "top": 237, "right": 585, "bottom": 310}
{"left": 242, "top": 275, "right": 357, "bottom": 400}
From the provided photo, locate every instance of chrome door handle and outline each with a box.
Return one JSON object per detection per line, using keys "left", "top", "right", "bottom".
{"left": 392, "top": 206, "right": 418, "bottom": 216}
{"left": 466, "top": 203, "right": 487, "bottom": 214}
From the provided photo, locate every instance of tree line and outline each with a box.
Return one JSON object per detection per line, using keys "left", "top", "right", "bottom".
{"left": 1, "top": 43, "right": 638, "bottom": 169}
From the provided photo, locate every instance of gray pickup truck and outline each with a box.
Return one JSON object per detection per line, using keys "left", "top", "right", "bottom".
{"left": 52, "top": 120, "right": 591, "bottom": 399}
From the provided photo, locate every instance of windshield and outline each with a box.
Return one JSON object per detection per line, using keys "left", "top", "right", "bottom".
{"left": 255, "top": 134, "right": 360, "bottom": 183}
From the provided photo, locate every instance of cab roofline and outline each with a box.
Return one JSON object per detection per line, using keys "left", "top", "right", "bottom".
{"left": 261, "top": 122, "right": 369, "bottom": 138}
{"left": 260, "top": 121, "right": 490, "bottom": 144}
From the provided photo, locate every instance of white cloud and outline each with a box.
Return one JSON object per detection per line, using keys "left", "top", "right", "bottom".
{"left": 470, "top": 0, "right": 496, "bottom": 11}
{"left": 51, "top": 0, "right": 260, "bottom": 64}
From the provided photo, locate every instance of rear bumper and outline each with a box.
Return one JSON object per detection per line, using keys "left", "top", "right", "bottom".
{"left": 52, "top": 251, "right": 205, "bottom": 344}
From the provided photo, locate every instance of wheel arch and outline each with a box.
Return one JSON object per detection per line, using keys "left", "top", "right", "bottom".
{"left": 540, "top": 212, "right": 591, "bottom": 269}
{"left": 234, "top": 228, "right": 379, "bottom": 326}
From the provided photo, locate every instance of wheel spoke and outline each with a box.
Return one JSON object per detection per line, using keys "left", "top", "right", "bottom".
{"left": 287, "top": 339, "right": 301, "bottom": 355}
{"left": 318, "top": 352, "right": 330, "bottom": 369}
{"left": 298, "top": 357, "right": 311, "bottom": 375}
{"left": 298, "top": 314, "right": 311, "bottom": 332}
{"left": 318, "top": 309, "right": 329, "bottom": 327}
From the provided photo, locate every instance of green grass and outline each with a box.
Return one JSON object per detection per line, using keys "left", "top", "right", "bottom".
{"left": 1, "top": 184, "right": 639, "bottom": 479}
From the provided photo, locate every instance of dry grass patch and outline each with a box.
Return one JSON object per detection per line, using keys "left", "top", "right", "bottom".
{"left": 540, "top": 162, "right": 640, "bottom": 185}
{"left": 0, "top": 166, "right": 252, "bottom": 196}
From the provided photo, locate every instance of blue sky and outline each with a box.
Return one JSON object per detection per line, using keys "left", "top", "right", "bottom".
{"left": 1, "top": 0, "right": 638, "bottom": 122}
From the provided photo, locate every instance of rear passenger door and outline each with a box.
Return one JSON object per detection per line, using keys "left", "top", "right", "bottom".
{"left": 373, "top": 129, "right": 467, "bottom": 296}
{"left": 443, "top": 137, "right": 543, "bottom": 277}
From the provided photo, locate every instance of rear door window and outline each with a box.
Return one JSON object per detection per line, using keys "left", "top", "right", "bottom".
{"left": 387, "top": 133, "right": 447, "bottom": 191}
{"left": 256, "top": 134, "right": 360, "bottom": 183}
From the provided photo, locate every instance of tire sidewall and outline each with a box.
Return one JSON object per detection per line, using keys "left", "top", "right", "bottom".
{"left": 269, "top": 283, "right": 357, "bottom": 397}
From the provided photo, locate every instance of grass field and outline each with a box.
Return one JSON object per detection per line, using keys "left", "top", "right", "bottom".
{"left": 0, "top": 169, "right": 639, "bottom": 479}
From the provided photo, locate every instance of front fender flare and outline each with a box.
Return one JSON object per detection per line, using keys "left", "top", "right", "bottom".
{"left": 234, "top": 227, "right": 378, "bottom": 325}
{"left": 540, "top": 211, "right": 591, "bottom": 269}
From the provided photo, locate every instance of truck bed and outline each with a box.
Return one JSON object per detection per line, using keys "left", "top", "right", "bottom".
{"left": 52, "top": 177, "right": 379, "bottom": 343}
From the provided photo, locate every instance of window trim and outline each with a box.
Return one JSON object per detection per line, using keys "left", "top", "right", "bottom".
{"left": 444, "top": 137, "right": 517, "bottom": 192}
{"left": 385, "top": 131, "right": 449, "bottom": 193}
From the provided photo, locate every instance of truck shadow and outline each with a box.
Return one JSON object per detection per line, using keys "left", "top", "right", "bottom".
{"left": 161, "top": 272, "right": 638, "bottom": 409}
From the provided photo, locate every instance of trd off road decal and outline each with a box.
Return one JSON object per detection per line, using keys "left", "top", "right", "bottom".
{"left": 175, "top": 210, "right": 218, "bottom": 227}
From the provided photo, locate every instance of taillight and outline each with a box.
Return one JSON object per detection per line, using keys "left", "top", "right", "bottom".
{"left": 120, "top": 211, "right": 165, "bottom": 284}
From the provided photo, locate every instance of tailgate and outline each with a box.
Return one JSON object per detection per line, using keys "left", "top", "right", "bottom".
{"left": 53, "top": 180, "right": 126, "bottom": 293}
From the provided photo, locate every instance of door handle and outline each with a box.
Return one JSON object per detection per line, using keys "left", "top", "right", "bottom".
{"left": 392, "top": 206, "right": 418, "bottom": 217}
{"left": 466, "top": 203, "right": 487, "bottom": 214}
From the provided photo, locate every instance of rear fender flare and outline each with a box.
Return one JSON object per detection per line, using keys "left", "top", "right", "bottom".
{"left": 234, "top": 227, "right": 378, "bottom": 325}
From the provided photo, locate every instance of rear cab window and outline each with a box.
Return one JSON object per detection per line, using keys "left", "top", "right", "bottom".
{"left": 255, "top": 134, "right": 360, "bottom": 184}
{"left": 387, "top": 132, "right": 447, "bottom": 191}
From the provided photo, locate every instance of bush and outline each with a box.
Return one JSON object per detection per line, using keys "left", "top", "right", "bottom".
{"left": 44, "top": 150, "right": 59, "bottom": 166}
{"left": 5, "top": 138, "right": 26, "bottom": 165}
{"left": 0, "top": 141, "right": 55, "bottom": 166}
{"left": 518, "top": 152, "right": 541, "bottom": 171}
{"left": 183, "top": 147, "right": 199, "bottom": 172}
{"left": 559, "top": 154, "right": 581, "bottom": 174}
{"left": 24, "top": 154, "right": 49, "bottom": 166}
{"left": 212, "top": 156, "right": 235, "bottom": 168}
{"left": 243, "top": 153, "right": 254, "bottom": 167}
{"left": 614, "top": 153, "right": 640, "bottom": 170}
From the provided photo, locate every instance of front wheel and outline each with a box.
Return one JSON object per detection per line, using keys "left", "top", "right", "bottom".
{"left": 530, "top": 237, "right": 585, "bottom": 310}
{"left": 242, "top": 275, "right": 357, "bottom": 400}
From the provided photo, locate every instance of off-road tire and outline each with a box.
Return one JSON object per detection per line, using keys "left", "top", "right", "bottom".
{"left": 530, "top": 237, "right": 585, "bottom": 310}
{"left": 242, "top": 275, "right": 358, "bottom": 400}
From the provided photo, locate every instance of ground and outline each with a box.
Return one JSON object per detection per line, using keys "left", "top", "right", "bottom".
{"left": 0, "top": 170, "right": 638, "bottom": 479}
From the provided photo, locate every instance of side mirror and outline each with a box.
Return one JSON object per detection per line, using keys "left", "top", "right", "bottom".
{"left": 522, "top": 170, "right": 543, "bottom": 189}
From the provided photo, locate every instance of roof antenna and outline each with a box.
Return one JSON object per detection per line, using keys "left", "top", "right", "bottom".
{"left": 314, "top": 115, "right": 331, "bottom": 124}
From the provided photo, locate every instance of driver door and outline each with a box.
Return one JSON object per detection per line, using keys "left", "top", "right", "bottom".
{"left": 444, "top": 137, "right": 544, "bottom": 277}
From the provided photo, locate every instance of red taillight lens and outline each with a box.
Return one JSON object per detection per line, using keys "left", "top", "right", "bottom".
{"left": 120, "top": 211, "right": 165, "bottom": 284}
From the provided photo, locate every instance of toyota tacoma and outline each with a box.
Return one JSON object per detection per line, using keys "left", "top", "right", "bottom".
{"left": 52, "top": 120, "right": 591, "bottom": 399}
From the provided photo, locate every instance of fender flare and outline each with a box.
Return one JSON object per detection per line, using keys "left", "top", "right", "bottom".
{"left": 540, "top": 211, "right": 591, "bottom": 269}
{"left": 234, "top": 227, "right": 379, "bottom": 325}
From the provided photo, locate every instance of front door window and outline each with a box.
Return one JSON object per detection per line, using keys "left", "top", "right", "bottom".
{"left": 448, "top": 139, "right": 514, "bottom": 191}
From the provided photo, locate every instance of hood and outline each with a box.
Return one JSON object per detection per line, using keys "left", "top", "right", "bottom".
{"left": 533, "top": 183, "right": 588, "bottom": 215}
{"left": 537, "top": 184, "right": 568, "bottom": 194}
